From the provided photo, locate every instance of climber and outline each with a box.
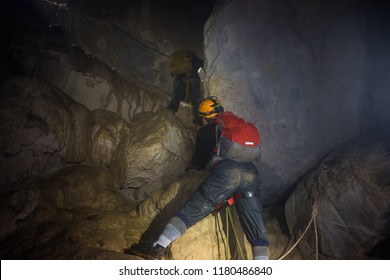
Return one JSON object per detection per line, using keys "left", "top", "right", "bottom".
{"left": 166, "top": 50, "right": 204, "bottom": 125}
{"left": 126, "top": 96, "right": 269, "bottom": 260}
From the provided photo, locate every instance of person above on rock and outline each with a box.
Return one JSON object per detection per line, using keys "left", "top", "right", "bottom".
{"left": 166, "top": 49, "right": 204, "bottom": 125}
{"left": 126, "top": 96, "right": 269, "bottom": 260}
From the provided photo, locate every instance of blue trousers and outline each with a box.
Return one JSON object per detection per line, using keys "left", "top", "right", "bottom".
{"left": 176, "top": 159, "right": 269, "bottom": 247}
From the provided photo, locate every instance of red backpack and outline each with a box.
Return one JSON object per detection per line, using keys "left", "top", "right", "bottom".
{"left": 215, "top": 112, "right": 261, "bottom": 163}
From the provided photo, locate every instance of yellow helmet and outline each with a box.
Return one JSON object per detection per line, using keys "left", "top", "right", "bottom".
{"left": 198, "top": 96, "right": 223, "bottom": 119}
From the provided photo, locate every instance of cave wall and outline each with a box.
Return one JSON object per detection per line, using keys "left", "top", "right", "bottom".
{"left": 28, "top": 0, "right": 215, "bottom": 94}
{"left": 204, "top": 0, "right": 390, "bottom": 204}
{"left": 285, "top": 132, "right": 390, "bottom": 259}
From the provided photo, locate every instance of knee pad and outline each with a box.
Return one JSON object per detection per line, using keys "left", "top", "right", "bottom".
{"left": 235, "top": 192, "right": 262, "bottom": 211}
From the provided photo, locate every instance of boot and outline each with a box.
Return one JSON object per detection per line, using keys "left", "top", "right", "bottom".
{"left": 124, "top": 243, "right": 166, "bottom": 260}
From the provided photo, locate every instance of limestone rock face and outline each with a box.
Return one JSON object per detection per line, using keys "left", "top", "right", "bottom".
{"left": 0, "top": 165, "right": 293, "bottom": 260}
{"left": 0, "top": 75, "right": 195, "bottom": 199}
{"left": 7, "top": 28, "right": 170, "bottom": 122}
{"left": 0, "top": 76, "right": 92, "bottom": 186}
{"left": 285, "top": 132, "right": 390, "bottom": 259}
{"left": 40, "top": 166, "right": 125, "bottom": 212}
{"left": 112, "top": 110, "right": 194, "bottom": 199}
{"left": 0, "top": 188, "right": 40, "bottom": 241}
{"left": 204, "top": 0, "right": 390, "bottom": 204}
{"left": 91, "top": 109, "right": 129, "bottom": 168}
{"left": 0, "top": 165, "right": 140, "bottom": 259}
{"left": 28, "top": 0, "right": 213, "bottom": 94}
